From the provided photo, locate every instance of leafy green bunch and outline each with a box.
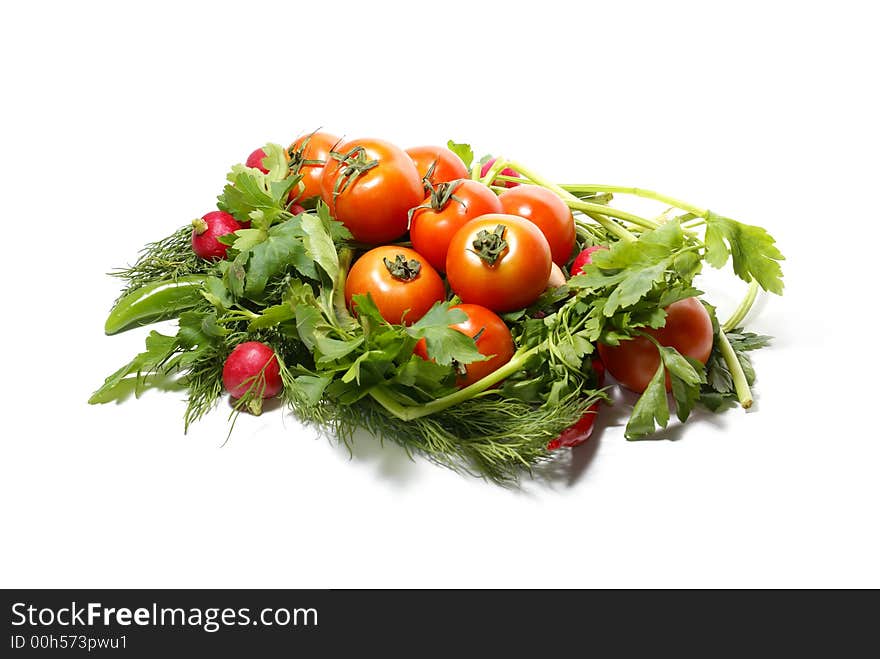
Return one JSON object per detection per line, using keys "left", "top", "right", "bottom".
{"left": 91, "top": 139, "right": 783, "bottom": 482}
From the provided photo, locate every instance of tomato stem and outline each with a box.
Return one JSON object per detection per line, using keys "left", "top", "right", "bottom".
{"left": 369, "top": 345, "right": 543, "bottom": 421}
{"left": 722, "top": 279, "right": 760, "bottom": 332}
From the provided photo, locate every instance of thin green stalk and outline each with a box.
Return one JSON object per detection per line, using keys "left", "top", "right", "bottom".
{"left": 717, "top": 330, "right": 753, "bottom": 409}
{"left": 723, "top": 279, "right": 760, "bottom": 332}
{"left": 571, "top": 201, "right": 659, "bottom": 230}
{"left": 561, "top": 184, "right": 708, "bottom": 218}
{"left": 500, "top": 160, "right": 640, "bottom": 243}
{"left": 369, "top": 345, "right": 542, "bottom": 421}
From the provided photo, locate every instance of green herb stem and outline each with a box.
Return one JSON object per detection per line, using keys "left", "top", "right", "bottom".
{"left": 722, "top": 279, "right": 760, "bottom": 332}
{"left": 561, "top": 184, "right": 709, "bottom": 218}
{"left": 369, "top": 345, "right": 542, "bottom": 421}
{"left": 717, "top": 330, "right": 753, "bottom": 409}
{"left": 499, "top": 160, "right": 640, "bottom": 243}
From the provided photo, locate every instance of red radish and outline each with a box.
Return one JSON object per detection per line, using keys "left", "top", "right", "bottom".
{"left": 246, "top": 148, "right": 269, "bottom": 174}
{"left": 571, "top": 245, "right": 609, "bottom": 275}
{"left": 191, "top": 211, "right": 242, "bottom": 260}
{"left": 548, "top": 403, "right": 600, "bottom": 450}
{"left": 480, "top": 158, "right": 520, "bottom": 188}
{"left": 222, "top": 341, "right": 282, "bottom": 414}
{"left": 548, "top": 358, "right": 605, "bottom": 450}
{"left": 289, "top": 204, "right": 306, "bottom": 215}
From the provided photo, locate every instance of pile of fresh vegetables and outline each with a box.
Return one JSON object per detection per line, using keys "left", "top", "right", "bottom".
{"left": 90, "top": 132, "right": 784, "bottom": 482}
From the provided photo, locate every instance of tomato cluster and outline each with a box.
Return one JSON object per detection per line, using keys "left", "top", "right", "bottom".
{"left": 244, "top": 136, "right": 579, "bottom": 390}
{"left": 229, "top": 134, "right": 714, "bottom": 448}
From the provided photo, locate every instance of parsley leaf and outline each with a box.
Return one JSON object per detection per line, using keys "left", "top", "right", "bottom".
{"left": 407, "top": 302, "right": 486, "bottom": 367}
{"left": 705, "top": 212, "right": 785, "bottom": 294}
{"left": 625, "top": 362, "right": 669, "bottom": 439}
{"left": 446, "top": 140, "right": 474, "bottom": 169}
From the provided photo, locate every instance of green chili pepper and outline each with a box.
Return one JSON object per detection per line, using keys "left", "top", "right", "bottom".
{"left": 104, "top": 276, "right": 206, "bottom": 335}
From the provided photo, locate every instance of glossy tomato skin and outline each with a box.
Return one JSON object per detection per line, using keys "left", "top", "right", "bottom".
{"left": 414, "top": 304, "right": 514, "bottom": 388}
{"left": 446, "top": 214, "right": 552, "bottom": 313}
{"left": 344, "top": 246, "right": 446, "bottom": 325}
{"left": 289, "top": 131, "right": 339, "bottom": 201}
{"left": 410, "top": 179, "right": 503, "bottom": 272}
{"left": 406, "top": 145, "right": 469, "bottom": 187}
{"left": 499, "top": 185, "right": 576, "bottom": 266}
{"left": 320, "top": 138, "right": 424, "bottom": 244}
{"left": 597, "top": 297, "right": 714, "bottom": 393}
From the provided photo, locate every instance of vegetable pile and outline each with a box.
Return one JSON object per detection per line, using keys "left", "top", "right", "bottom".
{"left": 90, "top": 132, "right": 784, "bottom": 482}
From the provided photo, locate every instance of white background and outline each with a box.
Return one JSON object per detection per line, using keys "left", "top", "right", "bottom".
{"left": 1, "top": 1, "right": 878, "bottom": 588}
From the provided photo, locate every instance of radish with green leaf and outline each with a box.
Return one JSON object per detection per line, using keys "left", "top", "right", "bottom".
{"left": 191, "top": 211, "right": 242, "bottom": 261}
{"left": 222, "top": 342, "right": 282, "bottom": 415}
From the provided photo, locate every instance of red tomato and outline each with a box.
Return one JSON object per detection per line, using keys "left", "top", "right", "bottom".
{"left": 499, "top": 185, "right": 576, "bottom": 266}
{"left": 410, "top": 179, "right": 502, "bottom": 272}
{"left": 597, "top": 297, "right": 714, "bottom": 393}
{"left": 571, "top": 245, "right": 608, "bottom": 275}
{"left": 288, "top": 131, "right": 339, "bottom": 201}
{"left": 414, "top": 304, "right": 514, "bottom": 388}
{"left": 406, "top": 145, "right": 469, "bottom": 187}
{"left": 321, "top": 138, "right": 424, "bottom": 244}
{"left": 345, "top": 246, "right": 446, "bottom": 325}
{"left": 445, "top": 214, "right": 552, "bottom": 313}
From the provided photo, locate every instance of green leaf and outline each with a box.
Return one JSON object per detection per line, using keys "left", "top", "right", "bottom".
{"left": 249, "top": 303, "right": 296, "bottom": 330}
{"left": 301, "top": 211, "right": 338, "bottom": 281}
{"left": 446, "top": 140, "right": 474, "bottom": 169}
{"left": 314, "top": 335, "right": 364, "bottom": 364}
{"left": 603, "top": 259, "right": 670, "bottom": 315}
{"left": 705, "top": 212, "right": 785, "bottom": 294}
{"left": 658, "top": 346, "right": 704, "bottom": 387}
{"left": 228, "top": 228, "right": 267, "bottom": 252}
{"left": 407, "top": 302, "right": 485, "bottom": 367}
{"left": 294, "top": 306, "right": 323, "bottom": 350}
{"left": 88, "top": 331, "right": 179, "bottom": 404}
{"left": 291, "top": 375, "right": 333, "bottom": 406}
{"left": 244, "top": 217, "right": 309, "bottom": 297}
{"left": 659, "top": 347, "right": 704, "bottom": 423}
{"left": 201, "top": 276, "right": 233, "bottom": 310}
{"left": 625, "top": 362, "right": 670, "bottom": 439}
{"left": 392, "top": 358, "right": 454, "bottom": 390}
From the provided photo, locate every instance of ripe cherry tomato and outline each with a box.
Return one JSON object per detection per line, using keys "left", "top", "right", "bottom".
{"left": 499, "top": 185, "right": 575, "bottom": 266}
{"left": 414, "top": 304, "right": 515, "bottom": 388}
{"left": 321, "top": 138, "right": 424, "bottom": 244}
{"left": 410, "top": 179, "right": 502, "bottom": 272}
{"left": 288, "top": 131, "right": 339, "bottom": 201}
{"left": 406, "top": 145, "right": 469, "bottom": 188}
{"left": 446, "top": 214, "right": 552, "bottom": 313}
{"left": 344, "top": 246, "right": 446, "bottom": 325}
{"left": 597, "top": 297, "right": 714, "bottom": 393}
{"left": 571, "top": 245, "right": 608, "bottom": 275}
